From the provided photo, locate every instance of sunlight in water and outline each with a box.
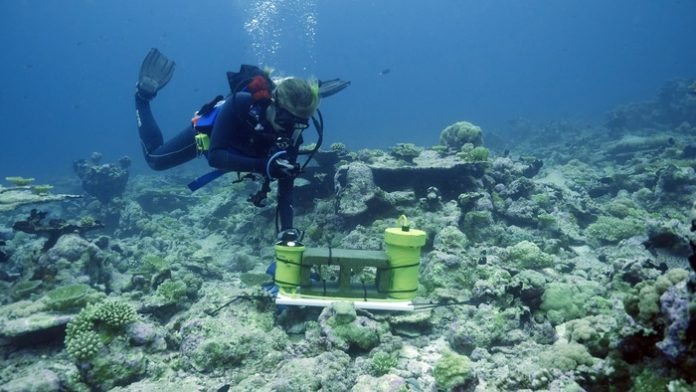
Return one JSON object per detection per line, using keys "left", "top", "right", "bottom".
{"left": 243, "top": 0, "right": 318, "bottom": 68}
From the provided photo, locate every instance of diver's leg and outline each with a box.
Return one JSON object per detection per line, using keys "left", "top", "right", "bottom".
{"left": 135, "top": 94, "right": 196, "bottom": 171}
{"left": 135, "top": 94, "right": 163, "bottom": 153}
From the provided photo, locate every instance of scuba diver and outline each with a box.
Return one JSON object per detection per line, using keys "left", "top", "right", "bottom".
{"left": 135, "top": 48, "right": 350, "bottom": 238}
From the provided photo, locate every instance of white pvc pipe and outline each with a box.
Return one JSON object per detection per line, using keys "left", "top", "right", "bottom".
{"left": 275, "top": 293, "right": 414, "bottom": 312}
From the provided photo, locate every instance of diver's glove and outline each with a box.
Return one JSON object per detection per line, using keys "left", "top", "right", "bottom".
{"left": 266, "top": 153, "right": 300, "bottom": 180}
{"left": 136, "top": 48, "right": 176, "bottom": 101}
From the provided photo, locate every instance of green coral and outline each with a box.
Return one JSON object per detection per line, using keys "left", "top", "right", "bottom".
{"left": 389, "top": 143, "right": 423, "bottom": 163}
{"left": 11, "top": 280, "right": 43, "bottom": 299}
{"left": 30, "top": 185, "right": 53, "bottom": 195}
{"left": 624, "top": 268, "right": 689, "bottom": 323}
{"left": 531, "top": 192, "right": 552, "bottom": 208}
{"left": 439, "top": 121, "right": 484, "bottom": 151}
{"left": 327, "top": 302, "right": 383, "bottom": 351}
{"left": 632, "top": 368, "right": 670, "bottom": 392}
{"left": 330, "top": 142, "right": 347, "bottom": 153}
{"left": 5, "top": 176, "right": 35, "bottom": 186}
{"left": 539, "top": 342, "right": 596, "bottom": 371}
{"left": 655, "top": 268, "right": 689, "bottom": 291}
{"left": 605, "top": 197, "right": 645, "bottom": 219}
{"left": 64, "top": 300, "right": 137, "bottom": 361}
{"left": 182, "top": 317, "right": 285, "bottom": 372}
{"left": 369, "top": 351, "right": 398, "bottom": 376}
{"left": 432, "top": 350, "right": 474, "bottom": 390}
{"left": 66, "top": 329, "right": 104, "bottom": 361}
{"left": 156, "top": 279, "right": 188, "bottom": 302}
{"left": 565, "top": 315, "right": 620, "bottom": 357}
{"left": 433, "top": 225, "right": 468, "bottom": 252}
{"left": 80, "top": 215, "right": 96, "bottom": 226}
{"left": 136, "top": 254, "right": 169, "bottom": 276}
{"left": 586, "top": 215, "right": 644, "bottom": 243}
{"left": 463, "top": 210, "right": 493, "bottom": 227}
{"left": 93, "top": 300, "right": 136, "bottom": 328}
{"left": 456, "top": 144, "right": 490, "bottom": 162}
{"left": 505, "top": 240, "right": 554, "bottom": 270}
{"left": 540, "top": 277, "right": 609, "bottom": 325}
{"left": 65, "top": 304, "right": 103, "bottom": 360}
{"left": 44, "top": 283, "right": 104, "bottom": 311}
{"left": 85, "top": 341, "right": 147, "bottom": 391}
{"left": 667, "top": 379, "right": 696, "bottom": 392}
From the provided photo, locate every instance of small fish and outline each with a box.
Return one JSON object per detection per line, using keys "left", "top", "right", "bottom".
{"left": 378, "top": 68, "right": 391, "bottom": 76}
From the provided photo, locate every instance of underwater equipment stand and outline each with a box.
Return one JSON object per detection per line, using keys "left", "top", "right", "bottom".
{"left": 273, "top": 216, "right": 426, "bottom": 312}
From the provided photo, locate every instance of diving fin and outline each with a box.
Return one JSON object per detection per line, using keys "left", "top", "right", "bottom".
{"left": 318, "top": 78, "right": 351, "bottom": 98}
{"left": 137, "top": 48, "right": 176, "bottom": 100}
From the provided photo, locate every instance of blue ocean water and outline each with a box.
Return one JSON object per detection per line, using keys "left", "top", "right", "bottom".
{"left": 1, "top": 0, "right": 695, "bottom": 181}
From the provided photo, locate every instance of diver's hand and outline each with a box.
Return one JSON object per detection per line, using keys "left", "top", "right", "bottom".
{"left": 277, "top": 228, "right": 301, "bottom": 243}
{"left": 267, "top": 157, "right": 300, "bottom": 180}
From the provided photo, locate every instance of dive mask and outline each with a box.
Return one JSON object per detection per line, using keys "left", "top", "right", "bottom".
{"left": 273, "top": 104, "right": 309, "bottom": 131}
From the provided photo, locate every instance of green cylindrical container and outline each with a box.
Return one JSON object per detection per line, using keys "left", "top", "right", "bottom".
{"left": 384, "top": 218, "right": 426, "bottom": 299}
{"left": 274, "top": 243, "right": 305, "bottom": 293}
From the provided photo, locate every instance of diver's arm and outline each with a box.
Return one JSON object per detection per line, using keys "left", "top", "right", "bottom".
{"left": 208, "top": 149, "right": 265, "bottom": 173}
{"left": 207, "top": 94, "right": 266, "bottom": 173}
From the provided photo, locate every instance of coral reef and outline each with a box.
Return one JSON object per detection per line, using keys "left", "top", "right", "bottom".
{"left": 438, "top": 121, "right": 484, "bottom": 151}
{"left": 12, "top": 209, "right": 104, "bottom": 251}
{"left": 73, "top": 152, "right": 131, "bottom": 203}
{"left": 3, "top": 84, "right": 696, "bottom": 391}
{"left": 0, "top": 182, "right": 82, "bottom": 212}
{"left": 606, "top": 79, "right": 696, "bottom": 135}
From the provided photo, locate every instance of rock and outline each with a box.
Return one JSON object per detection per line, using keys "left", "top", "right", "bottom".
{"left": 432, "top": 350, "right": 476, "bottom": 391}
{"left": 335, "top": 162, "right": 379, "bottom": 218}
{"left": 508, "top": 269, "right": 546, "bottom": 309}
{"left": 235, "top": 351, "right": 355, "bottom": 391}
{"left": 657, "top": 164, "right": 696, "bottom": 193}
{"left": 73, "top": 156, "right": 129, "bottom": 203}
{"left": 1, "top": 369, "right": 61, "bottom": 392}
{"left": 108, "top": 378, "right": 203, "bottom": 392}
{"left": 179, "top": 313, "right": 286, "bottom": 373}
{"left": 0, "top": 313, "right": 72, "bottom": 346}
{"left": 80, "top": 340, "right": 148, "bottom": 390}
{"left": 126, "top": 321, "right": 157, "bottom": 346}
{"left": 656, "top": 281, "right": 692, "bottom": 362}
{"left": 388, "top": 310, "right": 433, "bottom": 337}
{"left": 368, "top": 150, "right": 486, "bottom": 200}
{"left": 447, "top": 304, "right": 521, "bottom": 355}
{"left": 645, "top": 218, "right": 691, "bottom": 256}
{"left": 606, "top": 135, "right": 674, "bottom": 155}
{"left": 0, "top": 187, "right": 82, "bottom": 213}
{"left": 319, "top": 302, "right": 386, "bottom": 351}
{"left": 40, "top": 234, "right": 99, "bottom": 264}
{"left": 352, "top": 374, "right": 408, "bottom": 392}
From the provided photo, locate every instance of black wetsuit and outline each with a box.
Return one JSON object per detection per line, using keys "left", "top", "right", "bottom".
{"left": 135, "top": 92, "right": 297, "bottom": 230}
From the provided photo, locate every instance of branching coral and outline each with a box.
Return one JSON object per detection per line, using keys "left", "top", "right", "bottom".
{"left": 64, "top": 300, "right": 137, "bottom": 361}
